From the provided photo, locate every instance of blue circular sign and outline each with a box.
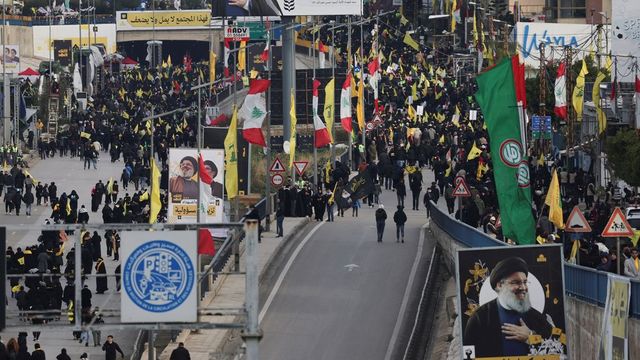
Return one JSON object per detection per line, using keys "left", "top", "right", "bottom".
{"left": 123, "top": 240, "right": 194, "bottom": 313}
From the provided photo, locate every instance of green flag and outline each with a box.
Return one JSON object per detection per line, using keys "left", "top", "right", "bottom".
{"left": 475, "top": 58, "right": 535, "bottom": 244}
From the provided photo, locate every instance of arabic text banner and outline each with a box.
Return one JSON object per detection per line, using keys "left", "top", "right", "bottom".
{"left": 116, "top": 10, "right": 211, "bottom": 31}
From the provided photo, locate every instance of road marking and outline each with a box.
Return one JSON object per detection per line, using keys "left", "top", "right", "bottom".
{"left": 259, "top": 220, "right": 325, "bottom": 324}
{"left": 384, "top": 223, "right": 427, "bottom": 360}
{"left": 344, "top": 264, "right": 360, "bottom": 272}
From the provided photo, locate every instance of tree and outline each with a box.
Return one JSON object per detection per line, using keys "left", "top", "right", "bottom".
{"left": 605, "top": 129, "right": 640, "bottom": 187}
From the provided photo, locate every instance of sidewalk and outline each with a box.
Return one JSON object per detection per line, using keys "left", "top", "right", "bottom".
{"left": 155, "top": 216, "right": 310, "bottom": 360}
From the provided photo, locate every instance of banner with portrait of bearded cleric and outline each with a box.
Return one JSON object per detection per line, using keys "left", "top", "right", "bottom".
{"left": 456, "top": 244, "right": 568, "bottom": 360}
{"left": 168, "top": 148, "right": 224, "bottom": 224}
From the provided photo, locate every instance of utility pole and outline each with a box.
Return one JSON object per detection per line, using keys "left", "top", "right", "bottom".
{"left": 265, "top": 19, "right": 272, "bottom": 232}
{"left": 330, "top": 22, "right": 336, "bottom": 166}
{"left": 312, "top": 21, "right": 317, "bottom": 187}
{"left": 282, "top": 16, "right": 296, "bottom": 181}
{"left": 539, "top": 43, "right": 546, "bottom": 116}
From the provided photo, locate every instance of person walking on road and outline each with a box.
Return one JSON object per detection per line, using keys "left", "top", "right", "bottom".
{"left": 169, "top": 342, "right": 191, "bottom": 360}
{"left": 276, "top": 205, "right": 284, "bottom": 237}
{"left": 375, "top": 204, "right": 387, "bottom": 243}
{"left": 31, "top": 343, "right": 45, "bottom": 360}
{"left": 393, "top": 205, "right": 407, "bottom": 243}
{"left": 102, "top": 335, "right": 124, "bottom": 360}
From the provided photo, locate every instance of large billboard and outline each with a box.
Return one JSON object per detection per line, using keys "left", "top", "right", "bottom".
{"left": 32, "top": 24, "right": 117, "bottom": 59}
{"left": 457, "top": 245, "right": 568, "bottom": 359}
{"left": 121, "top": 231, "right": 197, "bottom": 323}
{"left": 168, "top": 148, "right": 225, "bottom": 224}
{"left": 212, "top": 0, "right": 362, "bottom": 16}
{"left": 516, "top": 22, "right": 608, "bottom": 68}
{"left": 612, "top": 0, "right": 640, "bottom": 82}
{"left": 0, "top": 45, "right": 20, "bottom": 74}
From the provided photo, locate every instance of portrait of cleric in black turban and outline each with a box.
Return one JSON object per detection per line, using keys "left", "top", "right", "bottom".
{"left": 457, "top": 245, "right": 568, "bottom": 359}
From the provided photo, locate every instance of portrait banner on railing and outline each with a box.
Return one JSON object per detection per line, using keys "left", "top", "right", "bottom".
{"left": 168, "top": 148, "right": 224, "bottom": 224}
{"left": 456, "top": 244, "right": 568, "bottom": 360}
{"left": 598, "top": 274, "right": 630, "bottom": 360}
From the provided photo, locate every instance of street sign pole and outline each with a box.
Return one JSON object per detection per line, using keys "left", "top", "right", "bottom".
{"left": 244, "top": 219, "right": 261, "bottom": 359}
{"left": 617, "top": 237, "right": 621, "bottom": 275}
{"left": 0, "top": 227, "right": 5, "bottom": 331}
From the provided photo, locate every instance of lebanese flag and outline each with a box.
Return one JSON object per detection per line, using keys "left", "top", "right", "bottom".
{"left": 554, "top": 62, "right": 567, "bottom": 119}
{"left": 198, "top": 229, "right": 216, "bottom": 256}
{"left": 368, "top": 57, "right": 380, "bottom": 113}
{"left": 313, "top": 79, "right": 331, "bottom": 148}
{"left": 340, "top": 74, "right": 353, "bottom": 133}
{"left": 206, "top": 113, "right": 228, "bottom": 126}
{"left": 198, "top": 153, "right": 215, "bottom": 223}
{"left": 635, "top": 76, "right": 640, "bottom": 128}
{"left": 260, "top": 42, "right": 269, "bottom": 62}
{"left": 610, "top": 74, "right": 618, "bottom": 115}
{"left": 240, "top": 79, "right": 271, "bottom": 147}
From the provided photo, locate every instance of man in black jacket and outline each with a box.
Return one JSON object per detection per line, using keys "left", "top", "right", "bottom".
{"left": 375, "top": 204, "right": 387, "bottom": 242}
{"left": 102, "top": 335, "right": 124, "bottom": 360}
{"left": 463, "top": 257, "right": 554, "bottom": 358}
{"left": 169, "top": 342, "right": 191, "bottom": 360}
{"left": 31, "top": 343, "right": 45, "bottom": 360}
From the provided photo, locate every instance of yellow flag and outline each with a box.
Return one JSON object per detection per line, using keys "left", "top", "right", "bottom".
{"left": 467, "top": 142, "right": 482, "bottom": 160}
{"left": 139, "top": 190, "right": 149, "bottom": 202}
{"left": 238, "top": 40, "right": 247, "bottom": 72}
{"left": 408, "top": 105, "right": 416, "bottom": 121}
{"left": 451, "top": 0, "right": 457, "bottom": 32}
{"left": 209, "top": 50, "right": 217, "bottom": 89}
{"left": 289, "top": 90, "right": 297, "bottom": 168}
{"left": 149, "top": 159, "right": 161, "bottom": 224}
{"left": 147, "top": 73, "right": 153, "bottom": 81}
{"left": 411, "top": 83, "right": 417, "bottom": 100}
{"left": 357, "top": 78, "right": 365, "bottom": 131}
{"left": 593, "top": 71, "right": 607, "bottom": 134}
{"left": 545, "top": 169, "right": 564, "bottom": 229}
{"left": 629, "top": 229, "right": 640, "bottom": 247}
{"left": 472, "top": 10, "right": 478, "bottom": 46}
{"left": 403, "top": 33, "right": 420, "bottom": 51}
{"left": 324, "top": 78, "right": 335, "bottom": 143}
{"left": 439, "top": 134, "right": 445, "bottom": 144}
{"left": 572, "top": 60, "right": 588, "bottom": 121}
{"left": 224, "top": 107, "right": 239, "bottom": 199}
{"left": 605, "top": 55, "right": 613, "bottom": 73}
{"left": 569, "top": 240, "right": 580, "bottom": 262}
{"left": 167, "top": 55, "right": 172, "bottom": 67}
{"left": 400, "top": 15, "right": 409, "bottom": 26}
{"left": 23, "top": 169, "right": 38, "bottom": 183}
{"left": 106, "top": 177, "right": 113, "bottom": 194}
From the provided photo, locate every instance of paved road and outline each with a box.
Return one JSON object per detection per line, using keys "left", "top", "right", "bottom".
{"left": 259, "top": 172, "right": 433, "bottom": 360}
{"left": 1, "top": 153, "right": 138, "bottom": 358}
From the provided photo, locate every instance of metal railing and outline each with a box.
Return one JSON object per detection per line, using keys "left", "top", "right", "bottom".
{"left": 428, "top": 201, "right": 640, "bottom": 318}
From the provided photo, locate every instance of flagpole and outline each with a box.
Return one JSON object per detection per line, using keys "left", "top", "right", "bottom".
{"left": 347, "top": 15, "right": 352, "bottom": 171}
{"left": 360, "top": 18, "right": 365, "bottom": 164}
{"left": 331, "top": 21, "right": 336, "bottom": 167}
{"left": 264, "top": 18, "right": 272, "bottom": 232}
{"left": 312, "top": 21, "right": 318, "bottom": 187}
{"left": 197, "top": 77, "right": 202, "bottom": 225}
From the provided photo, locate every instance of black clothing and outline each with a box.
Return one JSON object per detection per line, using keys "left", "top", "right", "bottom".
{"left": 169, "top": 347, "right": 190, "bottom": 360}
{"left": 463, "top": 299, "right": 553, "bottom": 358}
{"left": 102, "top": 342, "right": 124, "bottom": 360}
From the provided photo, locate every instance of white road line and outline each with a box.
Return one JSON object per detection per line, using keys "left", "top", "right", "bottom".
{"left": 259, "top": 220, "right": 326, "bottom": 324}
{"left": 384, "top": 223, "right": 427, "bottom": 360}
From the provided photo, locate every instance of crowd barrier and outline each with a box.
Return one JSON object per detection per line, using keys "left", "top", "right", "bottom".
{"left": 428, "top": 201, "right": 640, "bottom": 318}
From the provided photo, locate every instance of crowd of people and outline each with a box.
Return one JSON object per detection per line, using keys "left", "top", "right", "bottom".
{"left": 3, "top": 5, "right": 640, "bottom": 360}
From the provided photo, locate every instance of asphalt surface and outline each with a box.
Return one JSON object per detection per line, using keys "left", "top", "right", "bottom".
{"left": 259, "top": 175, "right": 434, "bottom": 360}
{"left": 1, "top": 152, "right": 138, "bottom": 358}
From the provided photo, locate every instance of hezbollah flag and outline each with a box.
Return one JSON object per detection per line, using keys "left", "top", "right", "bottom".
{"left": 572, "top": 59, "right": 588, "bottom": 121}
{"left": 149, "top": 159, "right": 161, "bottom": 224}
{"left": 545, "top": 168, "right": 564, "bottom": 229}
{"left": 289, "top": 89, "right": 297, "bottom": 168}
{"left": 475, "top": 57, "right": 535, "bottom": 245}
{"left": 225, "top": 106, "right": 239, "bottom": 199}
{"left": 323, "top": 78, "right": 335, "bottom": 143}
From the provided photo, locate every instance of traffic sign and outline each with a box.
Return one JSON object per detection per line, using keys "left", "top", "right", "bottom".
{"left": 564, "top": 206, "right": 592, "bottom": 233}
{"left": 454, "top": 176, "right": 464, "bottom": 185}
{"left": 601, "top": 207, "right": 635, "bottom": 238}
{"left": 293, "top": 161, "right": 309, "bottom": 176}
{"left": 453, "top": 177, "right": 471, "bottom": 197}
{"left": 271, "top": 173, "right": 284, "bottom": 187}
{"left": 270, "top": 157, "right": 286, "bottom": 173}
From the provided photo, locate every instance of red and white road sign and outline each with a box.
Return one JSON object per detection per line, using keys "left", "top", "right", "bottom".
{"left": 271, "top": 173, "right": 284, "bottom": 187}
{"left": 564, "top": 206, "right": 592, "bottom": 233}
{"left": 293, "top": 161, "right": 309, "bottom": 176}
{"left": 453, "top": 177, "right": 471, "bottom": 197}
{"left": 601, "top": 207, "right": 635, "bottom": 237}
{"left": 270, "top": 157, "right": 286, "bottom": 173}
